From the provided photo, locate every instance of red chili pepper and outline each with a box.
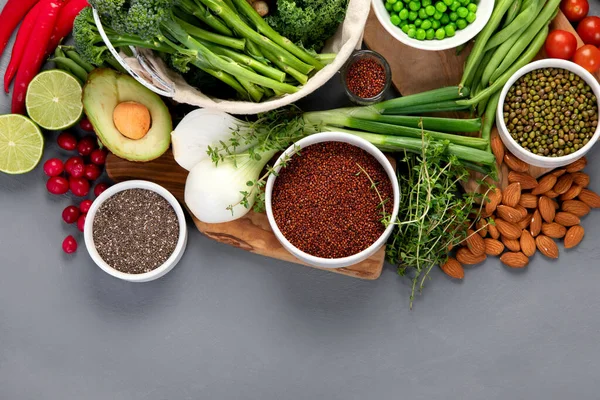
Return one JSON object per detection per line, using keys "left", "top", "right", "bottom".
{"left": 46, "top": 0, "right": 89, "bottom": 57}
{"left": 4, "top": 2, "right": 44, "bottom": 93}
{"left": 11, "top": 0, "right": 66, "bottom": 114}
{"left": 0, "top": 0, "right": 40, "bottom": 59}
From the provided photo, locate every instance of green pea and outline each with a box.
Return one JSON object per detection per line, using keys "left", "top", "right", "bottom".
{"left": 433, "top": 10, "right": 443, "bottom": 19}
{"left": 388, "top": 0, "right": 398, "bottom": 3}
{"left": 467, "top": 3, "right": 477, "bottom": 12}
{"left": 440, "top": 13, "right": 450, "bottom": 25}
{"left": 401, "top": 24, "right": 410, "bottom": 33}
{"left": 421, "top": 0, "right": 432, "bottom": 5}
{"left": 399, "top": 20, "right": 409, "bottom": 28}
{"left": 449, "top": 11, "right": 458, "bottom": 21}
{"left": 421, "top": 19, "right": 432, "bottom": 29}
{"left": 425, "top": 5, "right": 436, "bottom": 15}
{"left": 426, "top": 28, "right": 435, "bottom": 40}
{"left": 435, "top": 1, "right": 447, "bottom": 12}
{"left": 399, "top": 8, "right": 409, "bottom": 19}
{"left": 409, "top": 1, "right": 420, "bottom": 11}
{"left": 459, "top": 0, "right": 469, "bottom": 5}
{"left": 415, "top": 18, "right": 422, "bottom": 26}
{"left": 407, "top": 27, "right": 417, "bottom": 38}
{"left": 448, "top": 22, "right": 457, "bottom": 30}
{"left": 466, "top": 11, "right": 476, "bottom": 23}
{"left": 456, "top": 18, "right": 467, "bottom": 29}
{"left": 385, "top": 2, "right": 393, "bottom": 10}
{"left": 445, "top": 24, "right": 456, "bottom": 37}
{"left": 408, "top": 23, "right": 416, "bottom": 29}
{"left": 416, "top": 28, "right": 427, "bottom": 40}
{"left": 408, "top": 10, "right": 418, "bottom": 20}
{"left": 435, "top": 27, "right": 446, "bottom": 40}
{"left": 443, "top": 0, "right": 453, "bottom": 5}
{"left": 457, "top": 6, "right": 468, "bottom": 18}
{"left": 432, "top": 19, "right": 441, "bottom": 29}
{"left": 391, "top": 14, "right": 401, "bottom": 25}
{"left": 449, "top": 1, "right": 460, "bottom": 11}
{"left": 418, "top": 8, "right": 428, "bottom": 18}
{"left": 393, "top": 2, "right": 404, "bottom": 11}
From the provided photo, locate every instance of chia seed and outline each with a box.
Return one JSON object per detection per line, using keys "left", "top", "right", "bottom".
{"left": 271, "top": 142, "right": 394, "bottom": 259}
{"left": 92, "top": 189, "right": 179, "bottom": 274}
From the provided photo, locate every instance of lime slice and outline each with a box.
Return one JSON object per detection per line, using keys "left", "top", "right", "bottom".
{"left": 25, "top": 70, "right": 83, "bottom": 130}
{"left": 0, "top": 114, "right": 44, "bottom": 174}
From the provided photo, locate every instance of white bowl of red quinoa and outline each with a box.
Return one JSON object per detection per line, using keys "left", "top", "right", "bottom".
{"left": 84, "top": 180, "right": 188, "bottom": 282}
{"left": 265, "top": 132, "right": 400, "bottom": 269}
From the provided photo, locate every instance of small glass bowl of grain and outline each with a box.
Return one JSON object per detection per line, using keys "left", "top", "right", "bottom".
{"left": 83, "top": 180, "right": 188, "bottom": 282}
{"left": 341, "top": 50, "right": 392, "bottom": 105}
{"left": 264, "top": 132, "right": 400, "bottom": 269}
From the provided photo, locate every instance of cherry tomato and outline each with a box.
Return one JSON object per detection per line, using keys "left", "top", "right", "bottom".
{"left": 57, "top": 132, "right": 78, "bottom": 151}
{"left": 79, "top": 118, "right": 94, "bottom": 132}
{"left": 561, "top": 0, "right": 589, "bottom": 23}
{"left": 90, "top": 148, "right": 107, "bottom": 165}
{"left": 77, "top": 214, "right": 86, "bottom": 232}
{"left": 79, "top": 199, "right": 93, "bottom": 214}
{"left": 77, "top": 136, "right": 97, "bottom": 157}
{"left": 62, "top": 205, "right": 81, "bottom": 224}
{"left": 47, "top": 176, "right": 69, "bottom": 195}
{"left": 64, "top": 156, "right": 85, "bottom": 178}
{"left": 69, "top": 177, "right": 91, "bottom": 197}
{"left": 43, "top": 158, "right": 64, "bottom": 177}
{"left": 545, "top": 30, "right": 578, "bottom": 60}
{"left": 94, "top": 182, "right": 109, "bottom": 197}
{"left": 572, "top": 44, "right": 600, "bottom": 73}
{"left": 83, "top": 164, "right": 102, "bottom": 181}
{"left": 577, "top": 16, "right": 600, "bottom": 46}
{"left": 62, "top": 235, "right": 78, "bottom": 254}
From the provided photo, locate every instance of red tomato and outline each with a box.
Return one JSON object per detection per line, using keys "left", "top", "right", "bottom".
{"left": 572, "top": 44, "right": 600, "bottom": 73}
{"left": 561, "top": 0, "right": 589, "bottom": 23}
{"left": 577, "top": 16, "right": 600, "bottom": 46}
{"left": 545, "top": 30, "right": 578, "bottom": 59}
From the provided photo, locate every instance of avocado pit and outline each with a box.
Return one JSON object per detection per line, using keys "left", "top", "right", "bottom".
{"left": 113, "top": 101, "right": 152, "bottom": 140}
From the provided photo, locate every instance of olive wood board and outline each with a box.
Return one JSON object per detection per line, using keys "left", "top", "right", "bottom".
{"left": 106, "top": 150, "right": 388, "bottom": 280}
{"left": 364, "top": 8, "right": 600, "bottom": 192}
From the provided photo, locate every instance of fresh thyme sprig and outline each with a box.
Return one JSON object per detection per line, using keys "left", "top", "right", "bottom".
{"left": 356, "top": 163, "right": 392, "bottom": 228}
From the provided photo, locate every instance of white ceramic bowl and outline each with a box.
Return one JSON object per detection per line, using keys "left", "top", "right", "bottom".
{"left": 84, "top": 180, "right": 188, "bottom": 282}
{"left": 496, "top": 59, "right": 600, "bottom": 169}
{"left": 372, "top": 0, "right": 495, "bottom": 51}
{"left": 265, "top": 132, "right": 400, "bottom": 269}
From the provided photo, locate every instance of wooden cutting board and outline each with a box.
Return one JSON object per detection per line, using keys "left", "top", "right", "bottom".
{"left": 106, "top": 150, "right": 386, "bottom": 280}
{"left": 364, "top": 8, "right": 600, "bottom": 191}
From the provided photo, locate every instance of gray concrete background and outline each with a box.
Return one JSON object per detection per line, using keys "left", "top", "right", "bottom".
{"left": 2, "top": 3, "right": 600, "bottom": 399}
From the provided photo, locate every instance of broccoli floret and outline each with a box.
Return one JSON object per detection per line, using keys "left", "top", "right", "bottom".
{"left": 265, "top": 0, "right": 348, "bottom": 51}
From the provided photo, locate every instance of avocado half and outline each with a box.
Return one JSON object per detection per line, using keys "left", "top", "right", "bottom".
{"left": 82, "top": 69, "right": 172, "bottom": 162}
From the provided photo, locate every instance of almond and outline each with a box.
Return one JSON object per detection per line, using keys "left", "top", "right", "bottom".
{"left": 564, "top": 225, "right": 585, "bottom": 249}
{"left": 484, "top": 238, "right": 504, "bottom": 256}
{"left": 544, "top": 189, "right": 560, "bottom": 199}
{"left": 502, "top": 236, "right": 521, "bottom": 252}
{"left": 508, "top": 171, "right": 538, "bottom": 190}
{"left": 554, "top": 211, "right": 580, "bottom": 227}
{"left": 532, "top": 174, "right": 558, "bottom": 195}
{"left": 571, "top": 172, "right": 590, "bottom": 188}
{"left": 485, "top": 187, "right": 502, "bottom": 215}
{"left": 519, "top": 193, "right": 538, "bottom": 209}
{"left": 496, "top": 205, "right": 522, "bottom": 223}
{"left": 538, "top": 196, "right": 556, "bottom": 223}
{"left": 495, "top": 218, "right": 521, "bottom": 240}
{"left": 553, "top": 174, "right": 573, "bottom": 195}
{"left": 476, "top": 219, "right": 488, "bottom": 238}
{"left": 504, "top": 153, "right": 529, "bottom": 173}
{"left": 488, "top": 221, "right": 500, "bottom": 240}
{"left": 520, "top": 230, "right": 536, "bottom": 257}
{"left": 456, "top": 247, "right": 487, "bottom": 265}
{"left": 514, "top": 204, "right": 528, "bottom": 220}
{"left": 491, "top": 131, "right": 505, "bottom": 166}
{"left": 541, "top": 222, "right": 567, "bottom": 239}
{"left": 578, "top": 189, "right": 600, "bottom": 208}
{"left": 466, "top": 229, "right": 486, "bottom": 256}
{"left": 559, "top": 184, "right": 583, "bottom": 201}
{"left": 551, "top": 169, "right": 566, "bottom": 178}
{"left": 530, "top": 210, "right": 542, "bottom": 237}
{"left": 502, "top": 182, "right": 521, "bottom": 207}
{"left": 441, "top": 258, "right": 464, "bottom": 279}
{"left": 551, "top": 198, "right": 560, "bottom": 210}
{"left": 535, "top": 235, "right": 559, "bottom": 259}
{"left": 565, "top": 156, "right": 587, "bottom": 173}
{"left": 500, "top": 252, "right": 529, "bottom": 268}
{"left": 561, "top": 200, "right": 591, "bottom": 217}
{"left": 517, "top": 213, "right": 531, "bottom": 229}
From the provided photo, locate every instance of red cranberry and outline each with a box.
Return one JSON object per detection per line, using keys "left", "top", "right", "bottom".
{"left": 64, "top": 156, "right": 85, "bottom": 178}
{"left": 77, "top": 136, "right": 97, "bottom": 156}
{"left": 79, "top": 118, "right": 94, "bottom": 132}
{"left": 94, "top": 182, "right": 109, "bottom": 197}
{"left": 62, "top": 205, "right": 81, "bottom": 224}
{"left": 77, "top": 214, "right": 86, "bottom": 232}
{"left": 46, "top": 176, "right": 69, "bottom": 195}
{"left": 62, "top": 235, "right": 78, "bottom": 254}
{"left": 90, "top": 148, "right": 107, "bottom": 165}
{"left": 43, "top": 158, "right": 64, "bottom": 177}
{"left": 57, "top": 132, "right": 77, "bottom": 151}
{"left": 79, "top": 199, "right": 93, "bottom": 214}
{"left": 83, "top": 164, "right": 102, "bottom": 181}
{"left": 69, "top": 177, "right": 90, "bottom": 197}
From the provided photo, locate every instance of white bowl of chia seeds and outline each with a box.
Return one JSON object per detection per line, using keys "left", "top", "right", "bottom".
{"left": 84, "top": 180, "right": 188, "bottom": 282}
{"left": 497, "top": 59, "right": 600, "bottom": 169}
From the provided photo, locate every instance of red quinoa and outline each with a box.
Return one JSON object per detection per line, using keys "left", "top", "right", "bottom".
{"left": 271, "top": 141, "right": 393, "bottom": 259}
{"left": 346, "top": 58, "right": 386, "bottom": 99}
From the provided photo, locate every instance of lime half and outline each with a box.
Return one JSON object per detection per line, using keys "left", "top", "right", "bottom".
{"left": 26, "top": 70, "right": 83, "bottom": 130}
{"left": 0, "top": 114, "right": 44, "bottom": 174}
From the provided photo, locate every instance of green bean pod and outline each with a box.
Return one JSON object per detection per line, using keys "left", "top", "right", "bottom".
{"left": 481, "top": 90, "right": 501, "bottom": 144}
{"left": 502, "top": 0, "right": 522, "bottom": 28}
{"left": 481, "top": 33, "right": 521, "bottom": 87}
{"left": 484, "top": 0, "right": 539, "bottom": 51}
{"left": 65, "top": 50, "right": 95, "bottom": 73}
{"left": 472, "top": 50, "right": 494, "bottom": 94}
{"left": 51, "top": 57, "right": 88, "bottom": 83}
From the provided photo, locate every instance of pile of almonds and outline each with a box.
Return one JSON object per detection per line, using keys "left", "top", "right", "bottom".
{"left": 441, "top": 150, "right": 600, "bottom": 279}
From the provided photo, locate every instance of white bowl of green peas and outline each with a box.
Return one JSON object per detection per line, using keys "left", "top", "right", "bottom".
{"left": 372, "top": 0, "right": 494, "bottom": 51}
